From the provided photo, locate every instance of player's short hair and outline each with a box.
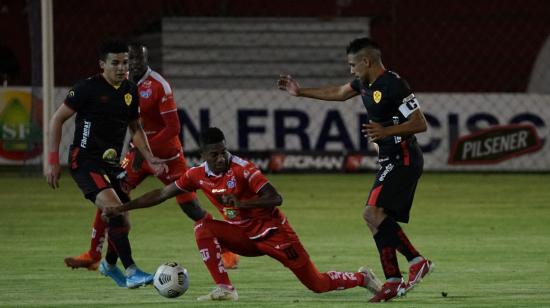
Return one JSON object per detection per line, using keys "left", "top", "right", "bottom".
{"left": 346, "top": 37, "right": 381, "bottom": 56}
{"left": 128, "top": 41, "right": 146, "bottom": 51}
{"left": 98, "top": 39, "right": 129, "bottom": 61}
{"left": 200, "top": 127, "right": 226, "bottom": 148}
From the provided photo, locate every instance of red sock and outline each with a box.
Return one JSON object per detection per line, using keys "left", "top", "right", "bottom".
{"left": 324, "top": 271, "right": 365, "bottom": 291}
{"left": 196, "top": 237, "right": 232, "bottom": 287}
{"left": 291, "top": 261, "right": 364, "bottom": 293}
{"left": 194, "top": 219, "right": 232, "bottom": 287}
{"left": 89, "top": 209, "right": 107, "bottom": 260}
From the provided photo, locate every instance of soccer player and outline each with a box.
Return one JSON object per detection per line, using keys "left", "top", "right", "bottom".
{"left": 45, "top": 40, "right": 166, "bottom": 289}
{"left": 104, "top": 127, "right": 382, "bottom": 301}
{"left": 63, "top": 43, "right": 240, "bottom": 271}
{"left": 277, "top": 37, "right": 433, "bottom": 302}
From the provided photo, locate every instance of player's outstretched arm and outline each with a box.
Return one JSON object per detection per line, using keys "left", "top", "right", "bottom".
{"left": 128, "top": 119, "right": 168, "bottom": 175}
{"left": 111, "top": 182, "right": 183, "bottom": 216}
{"left": 277, "top": 74, "right": 358, "bottom": 102}
{"left": 45, "top": 104, "right": 75, "bottom": 189}
{"left": 225, "top": 183, "right": 283, "bottom": 209}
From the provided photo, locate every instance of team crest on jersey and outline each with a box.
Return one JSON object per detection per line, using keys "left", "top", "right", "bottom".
{"left": 226, "top": 176, "right": 236, "bottom": 189}
{"left": 373, "top": 90, "right": 382, "bottom": 103}
{"left": 124, "top": 93, "right": 132, "bottom": 106}
{"left": 139, "top": 89, "right": 152, "bottom": 99}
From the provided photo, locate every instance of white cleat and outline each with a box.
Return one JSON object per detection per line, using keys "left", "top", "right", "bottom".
{"left": 197, "top": 286, "right": 238, "bottom": 301}
{"left": 358, "top": 266, "right": 383, "bottom": 295}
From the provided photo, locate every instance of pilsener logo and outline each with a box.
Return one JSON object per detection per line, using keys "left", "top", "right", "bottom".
{"left": 448, "top": 124, "right": 542, "bottom": 164}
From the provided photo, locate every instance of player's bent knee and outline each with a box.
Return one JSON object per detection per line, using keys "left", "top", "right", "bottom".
{"left": 194, "top": 220, "right": 214, "bottom": 240}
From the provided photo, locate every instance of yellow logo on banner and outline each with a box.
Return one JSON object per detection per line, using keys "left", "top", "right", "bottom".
{"left": 124, "top": 93, "right": 132, "bottom": 106}
{"left": 373, "top": 90, "right": 382, "bottom": 104}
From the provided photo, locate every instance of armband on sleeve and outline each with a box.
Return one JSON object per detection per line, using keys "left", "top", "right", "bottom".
{"left": 398, "top": 93, "right": 420, "bottom": 118}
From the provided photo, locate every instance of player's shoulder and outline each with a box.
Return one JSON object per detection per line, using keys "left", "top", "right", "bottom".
{"left": 147, "top": 69, "right": 172, "bottom": 95}
{"left": 385, "top": 70, "right": 411, "bottom": 92}
{"left": 72, "top": 74, "right": 99, "bottom": 90}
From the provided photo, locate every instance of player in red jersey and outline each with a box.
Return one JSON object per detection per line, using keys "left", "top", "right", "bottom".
{"left": 64, "top": 44, "right": 238, "bottom": 271}
{"left": 105, "top": 127, "right": 382, "bottom": 301}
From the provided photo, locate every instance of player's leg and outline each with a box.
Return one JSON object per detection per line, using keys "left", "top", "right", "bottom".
{"left": 194, "top": 218, "right": 262, "bottom": 301}
{"left": 256, "top": 222, "right": 381, "bottom": 294}
{"left": 63, "top": 208, "right": 106, "bottom": 270}
{"left": 364, "top": 161, "right": 430, "bottom": 301}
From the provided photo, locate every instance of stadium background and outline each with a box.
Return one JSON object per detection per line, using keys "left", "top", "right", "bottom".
{"left": 1, "top": 0, "right": 549, "bottom": 171}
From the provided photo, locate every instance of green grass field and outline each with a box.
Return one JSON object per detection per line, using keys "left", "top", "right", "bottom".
{"left": 1, "top": 172, "right": 549, "bottom": 307}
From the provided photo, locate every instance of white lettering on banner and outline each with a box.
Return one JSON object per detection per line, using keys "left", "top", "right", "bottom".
{"left": 283, "top": 155, "right": 343, "bottom": 169}
{"left": 462, "top": 130, "right": 529, "bottom": 160}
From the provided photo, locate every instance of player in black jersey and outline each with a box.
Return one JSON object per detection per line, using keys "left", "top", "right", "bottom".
{"left": 45, "top": 40, "right": 167, "bottom": 289}
{"left": 278, "top": 37, "right": 433, "bottom": 302}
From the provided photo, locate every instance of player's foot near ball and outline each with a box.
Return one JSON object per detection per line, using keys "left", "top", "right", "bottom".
{"left": 358, "top": 266, "right": 382, "bottom": 295}
{"left": 99, "top": 260, "right": 127, "bottom": 288}
{"left": 126, "top": 266, "right": 154, "bottom": 289}
{"left": 368, "top": 279, "right": 407, "bottom": 303}
{"left": 64, "top": 251, "right": 100, "bottom": 271}
{"left": 197, "top": 286, "right": 238, "bottom": 301}
{"left": 222, "top": 251, "right": 240, "bottom": 269}
{"left": 406, "top": 257, "right": 433, "bottom": 292}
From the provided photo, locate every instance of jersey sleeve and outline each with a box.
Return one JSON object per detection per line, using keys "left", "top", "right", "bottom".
{"left": 243, "top": 162, "right": 269, "bottom": 193}
{"left": 349, "top": 78, "right": 362, "bottom": 93}
{"left": 157, "top": 83, "right": 178, "bottom": 114}
{"left": 393, "top": 78, "right": 420, "bottom": 119}
{"left": 64, "top": 80, "right": 87, "bottom": 111}
{"left": 174, "top": 168, "right": 200, "bottom": 192}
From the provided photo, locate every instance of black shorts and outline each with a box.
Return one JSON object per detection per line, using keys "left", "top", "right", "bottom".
{"left": 366, "top": 141, "right": 423, "bottom": 223}
{"left": 69, "top": 147, "right": 129, "bottom": 203}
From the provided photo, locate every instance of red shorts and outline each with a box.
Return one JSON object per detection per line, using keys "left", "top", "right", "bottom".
{"left": 196, "top": 217, "right": 310, "bottom": 269}
{"left": 122, "top": 149, "right": 196, "bottom": 204}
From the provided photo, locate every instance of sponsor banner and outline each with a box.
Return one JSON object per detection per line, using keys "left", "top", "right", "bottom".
{"left": 0, "top": 87, "right": 43, "bottom": 164}
{"left": 183, "top": 151, "right": 379, "bottom": 173}
{"left": 449, "top": 124, "right": 542, "bottom": 164}
{"left": 17, "top": 89, "right": 550, "bottom": 171}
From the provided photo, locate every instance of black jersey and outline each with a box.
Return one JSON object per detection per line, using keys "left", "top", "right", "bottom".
{"left": 350, "top": 70, "right": 421, "bottom": 156}
{"left": 65, "top": 74, "right": 139, "bottom": 162}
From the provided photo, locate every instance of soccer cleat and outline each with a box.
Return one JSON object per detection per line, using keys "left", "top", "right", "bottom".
{"left": 406, "top": 258, "right": 433, "bottom": 291}
{"left": 222, "top": 251, "right": 240, "bottom": 269}
{"left": 126, "top": 268, "right": 154, "bottom": 289}
{"left": 64, "top": 251, "right": 100, "bottom": 271}
{"left": 197, "top": 286, "right": 238, "bottom": 301}
{"left": 358, "top": 266, "right": 382, "bottom": 295}
{"left": 368, "top": 279, "right": 408, "bottom": 303}
{"left": 98, "top": 260, "right": 126, "bottom": 288}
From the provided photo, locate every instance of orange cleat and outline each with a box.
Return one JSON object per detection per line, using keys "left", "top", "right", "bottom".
{"left": 64, "top": 251, "right": 101, "bottom": 271}
{"left": 221, "top": 251, "right": 240, "bottom": 269}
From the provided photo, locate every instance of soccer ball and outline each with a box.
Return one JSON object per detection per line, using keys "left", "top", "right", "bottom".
{"left": 153, "top": 262, "right": 189, "bottom": 298}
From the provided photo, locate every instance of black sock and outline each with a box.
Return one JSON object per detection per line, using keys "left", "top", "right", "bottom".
{"left": 379, "top": 217, "right": 420, "bottom": 262}
{"left": 105, "top": 240, "right": 118, "bottom": 265}
{"left": 108, "top": 215, "right": 135, "bottom": 269}
{"left": 374, "top": 229, "right": 402, "bottom": 279}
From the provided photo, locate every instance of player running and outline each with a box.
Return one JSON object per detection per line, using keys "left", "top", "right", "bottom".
{"left": 278, "top": 37, "right": 433, "bottom": 302}
{"left": 105, "top": 127, "right": 382, "bottom": 301}
{"left": 45, "top": 40, "right": 166, "bottom": 288}
{"left": 63, "top": 43, "right": 240, "bottom": 272}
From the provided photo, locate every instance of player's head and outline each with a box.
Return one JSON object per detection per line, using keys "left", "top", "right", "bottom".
{"left": 346, "top": 37, "right": 383, "bottom": 82}
{"left": 200, "top": 127, "right": 230, "bottom": 174}
{"left": 98, "top": 39, "right": 129, "bottom": 86}
{"left": 128, "top": 42, "right": 149, "bottom": 82}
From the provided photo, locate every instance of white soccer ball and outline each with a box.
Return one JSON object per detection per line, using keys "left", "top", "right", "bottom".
{"left": 153, "top": 262, "right": 189, "bottom": 298}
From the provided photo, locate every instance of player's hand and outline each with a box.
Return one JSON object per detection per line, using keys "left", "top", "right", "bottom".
{"left": 221, "top": 194, "right": 240, "bottom": 207}
{"left": 148, "top": 156, "right": 169, "bottom": 176}
{"left": 277, "top": 74, "right": 300, "bottom": 96}
{"left": 362, "top": 121, "right": 388, "bottom": 142}
{"left": 45, "top": 164, "right": 61, "bottom": 189}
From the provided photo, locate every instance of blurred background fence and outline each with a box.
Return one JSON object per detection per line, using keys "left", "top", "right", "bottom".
{"left": 1, "top": 0, "right": 549, "bottom": 172}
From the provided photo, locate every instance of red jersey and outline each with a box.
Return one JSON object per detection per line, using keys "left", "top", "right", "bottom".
{"left": 175, "top": 154, "right": 286, "bottom": 239}
{"left": 137, "top": 68, "right": 182, "bottom": 158}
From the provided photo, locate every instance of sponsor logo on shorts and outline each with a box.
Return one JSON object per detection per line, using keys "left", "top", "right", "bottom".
{"left": 379, "top": 163, "right": 394, "bottom": 182}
